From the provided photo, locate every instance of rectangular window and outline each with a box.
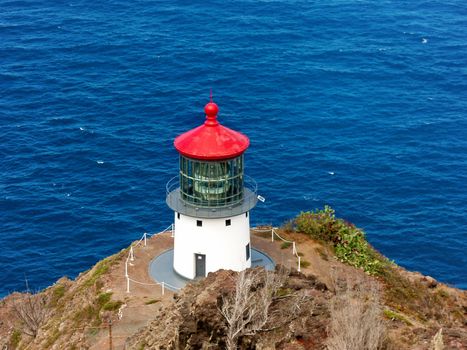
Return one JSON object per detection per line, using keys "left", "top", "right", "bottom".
{"left": 225, "top": 219, "right": 231, "bottom": 226}
{"left": 197, "top": 220, "right": 202, "bottom": 227}
{"left": 177, "top": 213, "right": 180, "bottom": 220}
{"left": 245, "top": 212, "right": 248, "bottom": 218}
{"left": 246, "top": 243, "right": 250, "bottom": 261}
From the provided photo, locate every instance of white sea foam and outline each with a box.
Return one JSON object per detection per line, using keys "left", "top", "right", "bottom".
{"left": 422, "top": 38, "right": 428, "bottom": 44}
{"left": 97, "top": 160, "right": 104, "bottom": 164}
{"left": 328, "top": 171, "right": 335, "bottom": 175}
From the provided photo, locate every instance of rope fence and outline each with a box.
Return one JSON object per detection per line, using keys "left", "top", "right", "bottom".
{"left": 124, "top": 223, "right": 180, "bottom": 296}
{"left": 252, "top": 226, "right": 301, "bottom": 272}
{"left": 125, "top": 224, "right": 301, "bottom": 297}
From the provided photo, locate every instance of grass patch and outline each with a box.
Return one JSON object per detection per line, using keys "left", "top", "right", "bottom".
{"left": 10, "top": 329, "right": 21, "bottom": 348}
{"left": 280, "top": 242, "right": 292, "bottom": 249}
{"left": 73, "top": 304, "right": 101, "bottom": 327}
{"left": 81, "top": 248, "right": 129, "bottom": 289}
{"left": 83, "top": 260, "right": 110, "bottom": 288}
{"left": 50, "top": 284, "right": 66, "bottom": 306}
{"left": 314, "top": 246, "right": 328, "bottom": 261}
{"left": 96, "top": 291, "right": 123, "bottom": 311}
{"left": 299, "top": 259, "right": 311, "bottom": 268}
{"left": 44, "top": 327, "right": 60, "bottom": 348}
{"left": 103, "top": 300, "right": 124, "bottom": 311}
{"left": 87, "top": 327, "right": 100, "bottom": 336}
{"left": 275, "top": 287, "right": 293, "bottom": 298}
{"left": 97, "top": 292, "right": 112, "bottom": 307}
{"left": 379, "top": 266, "right": 455, "bottom": 323}
{"left": 145, "top": 299, "right": 161, "bottom": 305}
{"left": 436, "top": 289, "right": 449, "bottom": 299}
{"left": 383, "top": 309, "right": 412, "bottom": 325}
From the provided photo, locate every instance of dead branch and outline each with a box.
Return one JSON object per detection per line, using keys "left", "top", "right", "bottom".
{"left": 219, "top": 268, "right": 289, "bottom": 350}
{"left": 12, "top": 292, "right": 47, "bottom": 338}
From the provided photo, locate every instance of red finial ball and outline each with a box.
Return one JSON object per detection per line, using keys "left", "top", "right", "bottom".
{"left": 204, "top": 102, "right": 219, "bottom": 117}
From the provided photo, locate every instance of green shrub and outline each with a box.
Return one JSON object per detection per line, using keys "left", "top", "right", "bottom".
{"left": 275, "top": 287, "right": 293, "bottom": 297}
{"left": 280, "top": 242, "right": 292, "bottom": 249}
{"left": 295, "top": 206, "right": 340, "bottom": 242}
{"left": 294, "top": 206, "right": 387, "bottom": 275}
{"left": 145, "top": 299, "right": 160, "bottom": 305}
{"left": 97, "top": 292, "right": 112, "bottom": 307}
{"left": 102, "top": 300, "right": 124, "bottom": 311}
{"left": 82, "top": 257, "right": 114, "bottom": 288}
{"left": 51, "top": 284, "right": 65, "bottom": 303}
{"left": 10, "top": 329, "right": 21, "bottom": 348}
{"left": 299, "top": 259, "right": 311, "bottom": 268}
{"left": 73, "top": 305, "right": 99, "bottom": 323}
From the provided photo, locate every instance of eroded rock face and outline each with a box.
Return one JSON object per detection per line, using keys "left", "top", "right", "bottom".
{"left": 125, "top": 268, "right": 331, "bottom": 350}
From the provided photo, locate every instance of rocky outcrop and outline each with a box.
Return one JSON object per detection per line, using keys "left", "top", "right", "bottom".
{"left": 126, "top": 268, "right": 330, "bottom": 350}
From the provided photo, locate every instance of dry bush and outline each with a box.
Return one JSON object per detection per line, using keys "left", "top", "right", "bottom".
{"left": 219, "top": 268, "right": 288, "bottom": 350}
{"left": 326, "top": 275, "right": 386, "bottom": 350}
{"left": 12, "top": 292, "right": 47, "bottom": 338}
{"left": 431, "top": 328, "right": 444, "bottom": 350}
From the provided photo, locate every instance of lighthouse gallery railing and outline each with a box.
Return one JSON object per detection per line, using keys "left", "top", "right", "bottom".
{"left": 166, "top": 174, "right": 258, "bottom": 219}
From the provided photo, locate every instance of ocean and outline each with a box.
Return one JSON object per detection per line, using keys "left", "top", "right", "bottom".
{"left": 1, "top": 0, "right": 466, "bottom": 297}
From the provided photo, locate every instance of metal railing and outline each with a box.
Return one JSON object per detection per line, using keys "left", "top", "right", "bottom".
{"left": 166, "top": 175, "right": 258, "bottom": 218}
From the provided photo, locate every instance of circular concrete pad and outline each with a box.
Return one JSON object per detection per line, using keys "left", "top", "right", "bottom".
{"left": 149, "top": 248, "right": 275, "bottom": 291}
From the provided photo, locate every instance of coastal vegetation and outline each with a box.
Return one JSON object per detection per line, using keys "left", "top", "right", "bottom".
{"left": 0, "top": 212, "right": 465, "bottom": 349}
{"left": 292, "top": 205, "right": 388, "bottom": 275}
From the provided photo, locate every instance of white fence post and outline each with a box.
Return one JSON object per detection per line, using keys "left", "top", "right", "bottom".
{"left": 298, "top": 256, "right": 301, "bottom": 272}
{"left": 130, "top": 246, "right": 134, "bottom": 262}
{"left": 271, "top": 229, "right": 274, "bottom": 242}
{"left": 292, "top": 242, "right": 296, "bottom": 255}
{"left": 144, "top": 232, "right": 147, "bottom": 247}
{"left": 161, "top": 282, "right": 165, "bottom": 295}
{"left": 126, "top": 277, "right": 130, "bottom": 293}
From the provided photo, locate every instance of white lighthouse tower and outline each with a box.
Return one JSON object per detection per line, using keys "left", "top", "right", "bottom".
{"left": 166, "top": 99, "right": 258, "bottom": 279}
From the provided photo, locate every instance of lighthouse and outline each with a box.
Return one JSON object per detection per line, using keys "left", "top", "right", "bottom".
{"left": 166, "top": 99, "right": 258, "bottom": 279}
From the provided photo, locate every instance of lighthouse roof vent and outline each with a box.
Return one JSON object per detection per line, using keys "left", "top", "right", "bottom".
{"left": 174, "top": 101, "right": 250, "bottom": 160}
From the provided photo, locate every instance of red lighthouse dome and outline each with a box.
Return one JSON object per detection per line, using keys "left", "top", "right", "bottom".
{"left": 174, "top": 101, "right": 250, "bottom": 160}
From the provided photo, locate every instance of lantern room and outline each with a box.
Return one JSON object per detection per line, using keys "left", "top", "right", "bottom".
{"left": 178, "top": 155, "right": 244, "bottom": 207}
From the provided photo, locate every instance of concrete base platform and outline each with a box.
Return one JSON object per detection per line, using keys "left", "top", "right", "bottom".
{"left": 149, "top": 248, "right": 275, "bottom": 291}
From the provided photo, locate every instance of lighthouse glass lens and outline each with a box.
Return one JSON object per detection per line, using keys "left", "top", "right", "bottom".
{"left": 179, "top": 155, "right": 244, "bottom": 207}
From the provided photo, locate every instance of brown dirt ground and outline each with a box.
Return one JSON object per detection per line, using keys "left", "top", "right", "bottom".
{"left": 88, "top": 226, "right": 338, "bottom": 349}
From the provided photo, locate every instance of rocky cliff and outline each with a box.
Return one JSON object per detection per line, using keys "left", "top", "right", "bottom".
{"left": 0, "top": 217, "right": 466, "bottom": 349}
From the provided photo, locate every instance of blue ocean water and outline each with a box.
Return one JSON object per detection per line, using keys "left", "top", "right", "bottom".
{"left": 1, "top": 0, "right": 466, "bottom": 296}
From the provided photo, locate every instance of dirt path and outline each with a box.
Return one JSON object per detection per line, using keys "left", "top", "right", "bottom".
{"left": 90, "top": 232, "right": 175, "bottom": 350}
